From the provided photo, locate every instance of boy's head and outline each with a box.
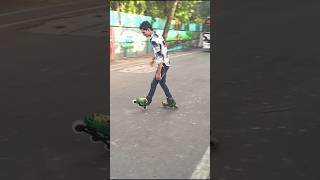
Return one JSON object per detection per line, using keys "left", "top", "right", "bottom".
{"left": 139, "top": 21, "right": 153, "bottom": 37}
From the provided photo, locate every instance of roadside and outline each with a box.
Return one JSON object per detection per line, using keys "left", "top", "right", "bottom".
{"left": 111, "top": 47, "right": 205, "bottom": 65}
{"left": 110, "top": 47, "right": 206, "bottom": 74}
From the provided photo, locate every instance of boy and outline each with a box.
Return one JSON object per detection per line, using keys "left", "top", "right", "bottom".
{"left": 139, "top": 21, "right": 176, "bottom": 107}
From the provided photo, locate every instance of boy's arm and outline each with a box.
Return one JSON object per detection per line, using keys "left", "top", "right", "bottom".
{"left": 156, "top": 63, "right": 162, "bottom": 74}
{"left": 155, "top": 63, "right": 162, "bottom": 80}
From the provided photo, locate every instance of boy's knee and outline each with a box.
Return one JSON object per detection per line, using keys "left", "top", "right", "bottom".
{"left": 160, "top": 82, "right": 167, "bottom": 89}
{"left": 151, "top": 82, "right": 157, "bottom": 88}
{"left": 159, "top": 81, "right": 165, "bottom": 86}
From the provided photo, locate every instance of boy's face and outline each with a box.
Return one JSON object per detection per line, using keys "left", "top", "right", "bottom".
{"left": 140, "top": 28, "right": 152, "bottom": 37}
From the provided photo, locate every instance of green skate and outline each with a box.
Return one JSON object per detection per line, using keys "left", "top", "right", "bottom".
{"left": 72, "top": 113, "right": 110, "bottom": 150}
{"left": 132, "top": 97, "right": 150, "bottom": 109}
{"left": 162, "top": 98, "right": 178, "bottom": 109}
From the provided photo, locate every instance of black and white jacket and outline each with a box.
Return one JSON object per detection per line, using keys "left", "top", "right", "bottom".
{"left": 150, "top": 32, "right": 171, "bottom": 66}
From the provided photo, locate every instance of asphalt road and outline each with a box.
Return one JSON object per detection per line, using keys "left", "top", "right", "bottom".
{"left": 214, "top": 1, "right": 320, "bottom": 179}
{"left": 0, "top": 1, "right": 108, "bottom": 180}
{"left": 110, "top": 49, "right": 210, "bottom": 179}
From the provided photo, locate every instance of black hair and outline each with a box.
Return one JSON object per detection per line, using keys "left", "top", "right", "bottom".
{"left": 139, "top": 21, "right": 153, "bottom": 30}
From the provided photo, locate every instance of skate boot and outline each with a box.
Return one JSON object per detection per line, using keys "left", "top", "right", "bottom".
{"left": 162, "top": 97, "right": 178, "bottom": 109}
{"left": 132, "top": 96, "right": 152, "bottom": 109}
{"left": 145, "top": 96, "right": 152, "bottom": 105}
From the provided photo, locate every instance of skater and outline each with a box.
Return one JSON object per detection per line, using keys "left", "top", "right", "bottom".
{"left": 139, "top": 21, "right": 176, "bottom": 107}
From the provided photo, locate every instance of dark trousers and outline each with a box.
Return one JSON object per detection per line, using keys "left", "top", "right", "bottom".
{"left": 147, "top": 64, "right": 172, "bottom": 98}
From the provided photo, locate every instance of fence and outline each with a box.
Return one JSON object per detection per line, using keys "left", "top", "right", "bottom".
{"left": 110, "top": 11, "right": 204, "bottom": 60}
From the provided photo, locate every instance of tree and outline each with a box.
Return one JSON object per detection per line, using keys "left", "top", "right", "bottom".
{"left": 144, "top": 1, "right": 167, "bottom": 19}
{"left": 175, "top": 1, "right": 197, "bottom": 24}
{"left": 198, "top": 1, "right": 210, "bottom": 19}
{"left": 162, "top": 1, "right": 178, "bottom": 40}
{"left": 110, "top": 1, "right": 147, "bottom": 15}
{"left": 110, "top": 0, "right": 210, "bottom": 33}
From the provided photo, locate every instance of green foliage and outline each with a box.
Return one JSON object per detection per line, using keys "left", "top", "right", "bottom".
{"left": 175, "top": 1, "right": 198, "bottom": 23}
{"left": 110, "top": 1, "right": 210, "bottom": 24}
{"left": 186, "top": 31, "right": 193, "bottom": 37}
{"left": 110, "top": 0, "right": 119, "bottom": 11}
{"left": 110, "top": 1, "right": 147, "bottom": 15}
{"left": 198, "top": 1, "right": 211, "bottom": 18}
{"left": 144, "top": 1, "right": 167, "bottom": 19}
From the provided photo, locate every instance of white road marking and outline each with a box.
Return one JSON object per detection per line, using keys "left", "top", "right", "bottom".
{"left": 110, "top": 51, "right": 203, "bottom": 73}
{"left": 118, "top": 65, "right": 155, "bottom": 73}
{"left": 170, "top": 51, "right": 202, "bottom": 58}
{"left": 0, "top": 5, "right": 105, "bottom": 29}
{"left": 110, "top": 51, "right": 202, "bottom": 68}
{"left": 110, "top": 60, "right": 148, "bottom": 67}
{"left": 111, "top": 62, "right": 148, "bottom": 71}
{"left": 190, "top": 146, "right": 210, "bottom": 179}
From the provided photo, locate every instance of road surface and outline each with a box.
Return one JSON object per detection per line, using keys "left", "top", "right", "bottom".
{"left": 213, "top": 0, "right": 320, "bottom": 179}
{"left": 110, "top": 48, "right": 210, "bottom": 179}
{"left": 0, "top": 1, "right": 108, "bottom": 179}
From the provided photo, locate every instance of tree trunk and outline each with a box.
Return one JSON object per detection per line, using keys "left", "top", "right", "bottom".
{"left": 116, "top": 1, "right": 122, "bottom": 25}
{"left": 162, "top": 0, "right": 178, "bottom": 40}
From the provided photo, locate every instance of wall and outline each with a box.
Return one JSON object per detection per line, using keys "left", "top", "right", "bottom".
{"left": 110, "top": 11, "right": 203, "bottom": 60}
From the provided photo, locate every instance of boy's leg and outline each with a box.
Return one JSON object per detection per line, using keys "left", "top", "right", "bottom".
{"left": 147, "top": 64, "right": 174, "bottom": 105}
{"left": 159, "top": 65, "right": 173, "bottom": 98}
{"left": 146, "top": 75, "right": 159, "bottom": 104}
{"left": 159, "top": 65, "right": 176, "bottom": 107}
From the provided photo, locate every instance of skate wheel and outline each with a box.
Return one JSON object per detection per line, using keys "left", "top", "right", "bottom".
{"left": 132, "top": 99, "right": 137, "bottom": 104}
{"left": 72, "top": 120, "right": 86, "bottom": 134}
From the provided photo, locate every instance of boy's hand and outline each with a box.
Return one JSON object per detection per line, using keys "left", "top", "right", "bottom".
{"left": 150, "top": 57, "right": 155, "bottom": 66}
{"left": 149, "top": 60, "right": 155, "bottom": 66}
{"left": 156, "top": 73, "right": 162, "bottom": 80}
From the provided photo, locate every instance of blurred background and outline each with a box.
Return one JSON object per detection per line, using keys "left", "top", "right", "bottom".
{"left": 109, "top": 0, "right": 211, "bottom": 60}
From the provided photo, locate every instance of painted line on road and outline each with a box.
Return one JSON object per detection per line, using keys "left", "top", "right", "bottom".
{"left": 110, "top": 51, "right": 202, "bottom": 68}
{"left": 0, "top": 5, "right": 105, "bottom": 29}
{"left": 111, "top": 62, "right": 149, "bottom": 71}
{"left": 112, "top": 64, "right": 155, "bottom": 73}
{"left": 190, "top": 146, "right": 210, "bottom": 179}
{"left": 110, "top": 60, "right": 149, "bottom": 67}
{"left": 0, "top": 2, "right": 76, "bottom": 17}
{"left": 170, "top": 51, "right": 203, "bottom": 58}
{"left": 111, "top": 61, "right": 147, "bottom": 68}
{"left": 118, "top": 65, "right": 155, "bottom": 73}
